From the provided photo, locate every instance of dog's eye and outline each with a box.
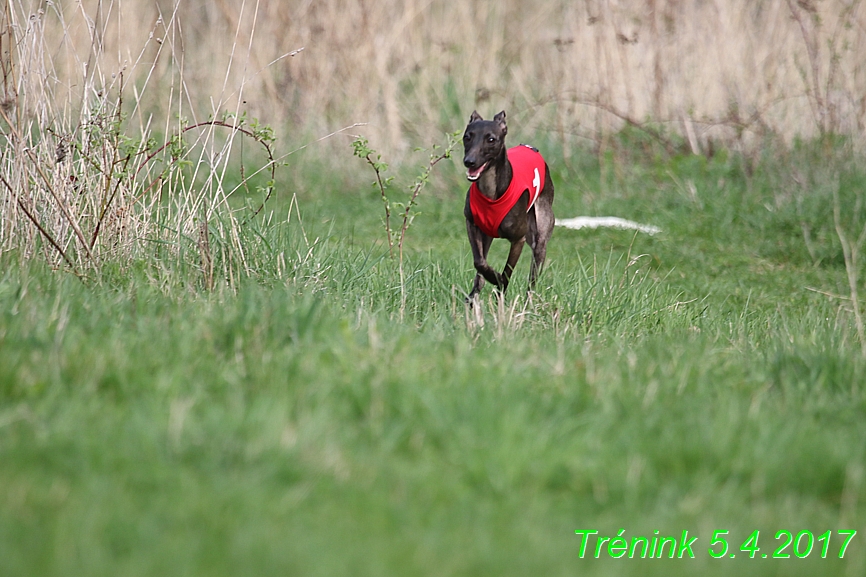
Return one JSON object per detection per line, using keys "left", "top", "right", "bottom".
{"left": 487, "top": 136, "right": 496, "bottom": 144}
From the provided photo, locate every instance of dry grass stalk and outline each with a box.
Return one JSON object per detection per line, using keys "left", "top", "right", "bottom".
{"left": 832, "top": 183, "right": 866, "bottom": 356}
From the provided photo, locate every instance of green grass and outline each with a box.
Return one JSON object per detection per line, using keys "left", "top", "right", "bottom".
{"left": 1, "top": 134, "right": 866, "bottom": 576}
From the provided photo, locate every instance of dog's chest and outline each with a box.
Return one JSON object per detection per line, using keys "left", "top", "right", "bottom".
{"left": 469, "top": 145, "right": 545, "bottom": 238}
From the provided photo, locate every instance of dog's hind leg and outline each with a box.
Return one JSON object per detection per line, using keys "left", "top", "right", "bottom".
{"left": 528, "top": 175, "right": 555, "bottom": 290}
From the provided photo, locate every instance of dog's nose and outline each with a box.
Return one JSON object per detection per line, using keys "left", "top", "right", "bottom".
{"left": 463, "top": 156, "right": 476, "bottom": 168}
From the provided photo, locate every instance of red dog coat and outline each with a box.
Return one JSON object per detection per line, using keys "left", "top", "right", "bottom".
{"left": 469, "top": 145, "right": 546, "bottom": 238}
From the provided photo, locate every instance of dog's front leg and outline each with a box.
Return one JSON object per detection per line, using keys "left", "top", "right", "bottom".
{"left": 499, "top": 236, "right": 525, "bottom": 293}
{"left": 466, "top": 220, "right": 499, "bottom": 300}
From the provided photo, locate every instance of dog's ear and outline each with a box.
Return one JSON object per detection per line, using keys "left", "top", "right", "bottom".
{"left": 469, "top": 110, "right": 483, "bottom": 124}
{"left": 493, "top": 110, "right": 507, "bottom": 135}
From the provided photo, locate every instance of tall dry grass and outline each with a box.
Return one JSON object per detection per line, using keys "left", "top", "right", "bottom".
{"left": 0, "top": 0, "right": 284, "bottom": 277}
{"left": 10, "top": 0, "right": 864, "bottom": 148}
{"left": 2, "top": 0, "right": 866, "bottom": 271}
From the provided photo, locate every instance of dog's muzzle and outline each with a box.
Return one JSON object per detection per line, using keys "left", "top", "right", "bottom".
{"left": 465, "top": 161, "right": 488, "bottom": 181}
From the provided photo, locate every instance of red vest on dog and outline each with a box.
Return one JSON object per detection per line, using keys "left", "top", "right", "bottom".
{"left": 469, "top": 145, "right": 546, "bottom": 238}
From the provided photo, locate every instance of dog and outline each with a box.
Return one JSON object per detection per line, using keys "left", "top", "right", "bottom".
{"left": 462, "top": 110, "right": 555, "bottom": 300}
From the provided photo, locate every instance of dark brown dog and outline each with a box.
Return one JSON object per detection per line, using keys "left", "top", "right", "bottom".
{"left": 462, "top": 110, "right": 555, "bottom": 300}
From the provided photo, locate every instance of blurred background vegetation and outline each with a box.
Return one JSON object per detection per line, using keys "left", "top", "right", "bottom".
{"left": 4, "top": 0, "right": 865, "bottom": 271}
{"left": 2, "top": 3, "right": 866, "bottom": 576}
{"left": 6, "top": 0, "right": 866, "bottom": 152}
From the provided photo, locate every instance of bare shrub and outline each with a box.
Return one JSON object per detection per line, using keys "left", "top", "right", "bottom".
{"left": 0, "top": 0, "right": 283, "bottom": 284}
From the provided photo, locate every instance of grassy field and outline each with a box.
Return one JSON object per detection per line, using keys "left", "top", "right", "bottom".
{"left": 2, "top": 2, "right": 866, "bottom": 575}
{"left": 2, "top": 128, "right": 866, "bottom": 576}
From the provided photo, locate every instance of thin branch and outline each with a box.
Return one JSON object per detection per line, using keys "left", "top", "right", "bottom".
{"left": 397, "top": 144, "right": 456, "bottom": 262}
{"left": 363, "top": 153, "right": 394, "bottom": 259}
{"left": 0, "top": 106, "right": 94, "bottom": 260}
{"left": 133, "top": 119, "right": 276, "bottom": 218}
{"left": 0, "top": 173, "right": 77, "bottom": 271}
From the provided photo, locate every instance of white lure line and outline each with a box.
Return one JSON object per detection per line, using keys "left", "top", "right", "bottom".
{"left": 555, "top": 216, "right": 662, "bottom": 235}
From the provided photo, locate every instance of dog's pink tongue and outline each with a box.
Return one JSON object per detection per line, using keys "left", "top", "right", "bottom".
{"left": 466, "top": 163, "right": 487, "bottom": 181}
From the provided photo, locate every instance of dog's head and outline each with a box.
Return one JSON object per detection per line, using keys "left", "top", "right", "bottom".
{"left": 462, "top": 110, "right": 507, "bottom": 181}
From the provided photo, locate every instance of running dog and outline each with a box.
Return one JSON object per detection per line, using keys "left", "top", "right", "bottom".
{"left": 462, "top": 110, "right": 555, "bottom": 300}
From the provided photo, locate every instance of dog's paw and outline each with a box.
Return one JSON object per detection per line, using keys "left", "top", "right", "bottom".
{"left": 486, "top": 272, "right": 504, "bottom": 288}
